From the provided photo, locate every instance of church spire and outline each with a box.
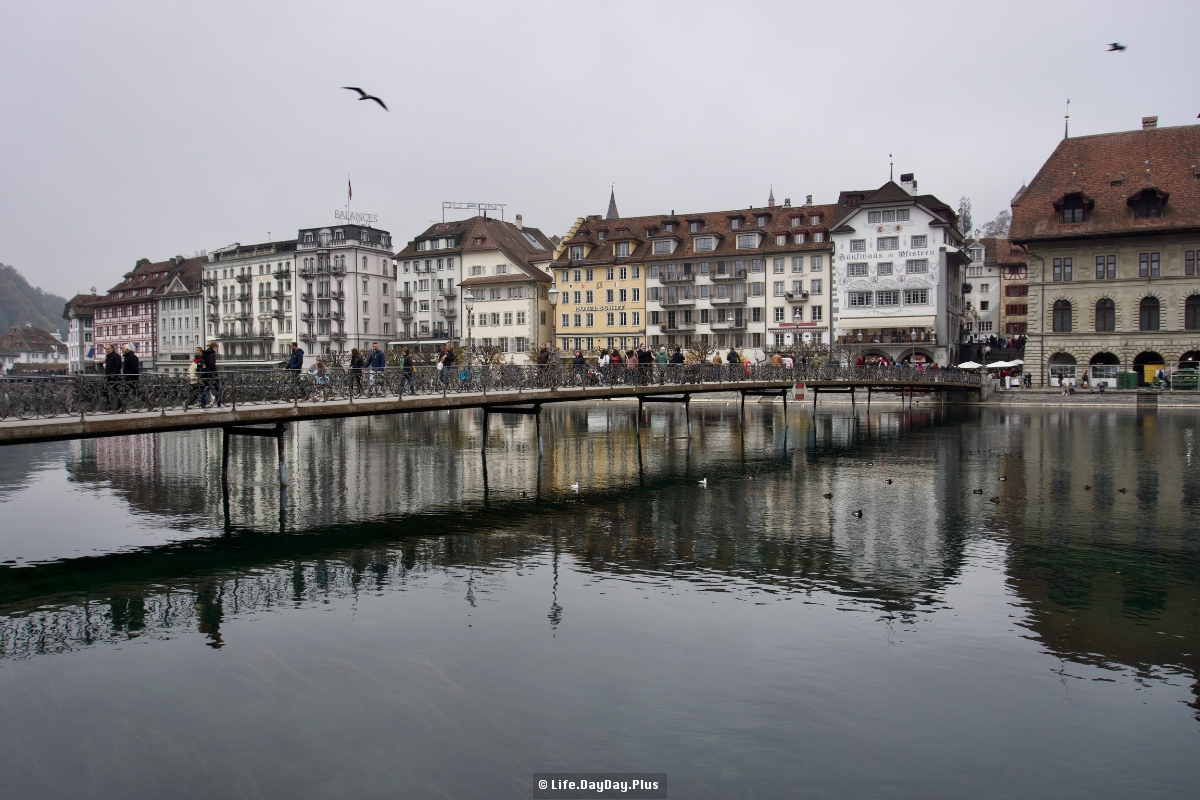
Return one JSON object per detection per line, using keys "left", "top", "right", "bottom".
{"left": 768, "top": 184, "right": 775, "bottom": 208}
{"left": 605, "top": 186, "right": 619, "bottom": 220}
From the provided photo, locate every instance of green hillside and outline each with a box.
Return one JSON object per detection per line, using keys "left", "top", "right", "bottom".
{"left": 0, "top": 263, "right": 69, "bottom": 335}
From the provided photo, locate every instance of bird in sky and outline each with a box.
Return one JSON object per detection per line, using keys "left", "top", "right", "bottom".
{"left": 1107, "top": 43, "right": 1126, "bottom": 52}
{"left": 342, "top": 86, "right": 388, "bottom": 111}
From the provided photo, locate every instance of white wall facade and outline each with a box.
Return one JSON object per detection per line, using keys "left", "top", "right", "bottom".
{"left": 831, "top": 198, "right": 965, "bottom": 364}
{"left": 962, "top": 243, "right": 1001, "bottom": 341}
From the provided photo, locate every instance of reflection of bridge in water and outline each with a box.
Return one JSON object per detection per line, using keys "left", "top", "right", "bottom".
{"left": 0, "top": 404, "right": 966, "bottom": 659}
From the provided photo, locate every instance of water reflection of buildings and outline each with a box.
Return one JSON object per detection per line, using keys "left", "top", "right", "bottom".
{"left": 989, "top": 408, "right": 1200, "bottom": 718}
{"left": 16, "top": 404, "right": 1196, "bottom": 721}
{"left": 4, "top": 402, "right": 970, "bottom": 658}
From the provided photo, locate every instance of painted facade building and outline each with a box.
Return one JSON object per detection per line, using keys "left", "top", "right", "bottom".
{"left": 1010, "top": 118, "right": 1200, "bottom": 386}
{"left": 92, "top": 255, "right": 207, "bottom": 372}
{"left": 962, "top": 238, "right": 1025, "bottom": 342}
{"left": 829, "top": 179, "right": 968, "bottom": 365}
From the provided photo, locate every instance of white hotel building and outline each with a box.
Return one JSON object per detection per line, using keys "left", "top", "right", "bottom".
{"left": 829, "top": 178, "right": 969, "bottom": 365}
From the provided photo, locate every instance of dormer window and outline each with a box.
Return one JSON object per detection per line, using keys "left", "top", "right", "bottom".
{"left": 689, "top": 221, "right": 701, "bottom": 233}
{"left": 474, "top": 236, "right": 485, "bottom": 245}
{"left": 614, "top": 242, "right": 630, "bottom": 257}
{"left": 653, "top": 240, "right": 675, "bottom": 255}
{"left": 756, "top": 215, "right": 769, "bottom": 227}
{"left": 334, "top": 229, "right": 345, "bottom": 241}
{"left": 694, "top": 236, "right": 715, "bottom": 252}
{"left": 569, "top": 245, "right": 584, "bottom": 261}
{"left": 794, "top": 232, "right": 805, "bottom": 244}
{"left": 304, "top": 233, "right": 314, "bottom": 243}
{"left": 775, "top": 234, "right": 787, "bottom": 246}
{"left": 1055, "top": 192, "right": 1092, "bottom": 223}
{"left": 845, "top": 194, "right": 864, "bottom": 208}
{"left": 730, "top": 218, "right": 741, "bottom": 230}
{"left": 736, "top": 233, "right": 758, "bottom": 249}
{"left": 645, "top": 229, "right": 656, "bottom": 238}
{"left": 598, "top": 231, "right": 607, "bottom": 240}
{"left": 812, "top": 232, "right": 825, "bottom": 243}
{"left": 970, "top": 246, "right": 984, "bottom": 261}
{"left": 664, "top": 223, "right": 676, "bottom": 233}
{"left": 809, "top": 214, "right": 823, "bottom": 225}
{"left": 790, "top": 216, "right": 801, "bottom": 228}
{"left": 1129, "top": 188, "right": 1166, "bottom": 219}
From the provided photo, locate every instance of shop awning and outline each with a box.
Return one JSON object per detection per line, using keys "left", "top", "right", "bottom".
{"left": 835, "top": 315, "right": 936, "bottom": 330}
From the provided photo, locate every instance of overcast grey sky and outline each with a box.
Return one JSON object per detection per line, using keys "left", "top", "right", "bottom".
{"left": 2, "top": 0, "right": 1196, "bottom": 298}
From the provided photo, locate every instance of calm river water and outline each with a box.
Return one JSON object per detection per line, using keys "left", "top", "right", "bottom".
{"left": 0, "top": 401, "right": 1197, "bottom": 798}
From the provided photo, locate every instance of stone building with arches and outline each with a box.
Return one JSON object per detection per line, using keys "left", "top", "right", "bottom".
{"left": 1011, "top": 117, "right": 1200, "bottom": 386}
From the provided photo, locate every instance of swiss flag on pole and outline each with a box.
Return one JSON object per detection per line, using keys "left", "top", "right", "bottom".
{"left": 348, "top": 178, "right": 352, "bottom": 201}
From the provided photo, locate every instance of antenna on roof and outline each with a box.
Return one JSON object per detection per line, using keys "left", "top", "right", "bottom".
{"left": 1064, "top": 98, "right": 1071, "bottom": 139}
{"left": 889, "top": 154, "right": 893, "bottom": 181}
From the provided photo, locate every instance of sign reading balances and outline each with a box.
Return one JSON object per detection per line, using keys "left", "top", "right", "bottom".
{"left": 334, "top": 210, "right": 379, "bottom": 225}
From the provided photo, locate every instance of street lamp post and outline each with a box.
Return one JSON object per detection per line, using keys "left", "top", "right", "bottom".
{"left": 464, "top": 291, "right": 475, "bottom": 356}
{"left": 911, "top": 328, "right": 917, "bottom": 365}
{"left": 547, "top": 290, "right": 559, "bottom": 353}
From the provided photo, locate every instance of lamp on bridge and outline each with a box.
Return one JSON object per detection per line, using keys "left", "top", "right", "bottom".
{"left": 547, "top": 290, "right": 559, "bottom": 350}
{"left": 464, "top": 290, "right": 475, "bottom": 349}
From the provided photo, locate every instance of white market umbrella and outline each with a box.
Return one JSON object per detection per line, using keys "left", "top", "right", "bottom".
{"left": 985, "top": 361, "right": 1014, "bottom": 369}
{"left": 956, "top": 360, "right": 983, "bottom": 369}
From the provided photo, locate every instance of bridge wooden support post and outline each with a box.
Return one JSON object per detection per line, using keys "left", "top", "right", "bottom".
{"left": 867, "top": 386, "right": 872, "bottom": 413}
{"left": 481, "top": 403, "right": 542, "bottom": 454}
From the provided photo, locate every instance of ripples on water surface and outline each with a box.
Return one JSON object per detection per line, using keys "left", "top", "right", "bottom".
{"left": 0, "top": 401, "right": 1197, "bottom": 798}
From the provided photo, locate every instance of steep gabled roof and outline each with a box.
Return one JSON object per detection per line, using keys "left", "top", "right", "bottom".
{"left": 1010, "top": 122, "right": 1200, "bottom": 242}
{"left": 399, "top": 216, "right": 555, "bottom": 284}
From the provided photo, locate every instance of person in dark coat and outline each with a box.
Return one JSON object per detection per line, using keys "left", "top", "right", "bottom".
{"left": 286, "top": 342, "right": 305, "bottom": 371}
{"left": 349, "top": 347, "right": 365, "bottom": 397}
{"left": 201, "top": 341, "right": 221, "bottom": 408}
{"left": 367, "top": 342, "right": 386, "bottom": 395}
{"left": 399, "top": 347, "right": 416, "bottom": 396}
{"left": 120, "top": 344, "right": 152, "bottom": 412}
{"left": 102, "top": 344, "right": 122, "bottom": 410}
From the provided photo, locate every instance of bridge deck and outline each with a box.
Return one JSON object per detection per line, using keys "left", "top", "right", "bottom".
{"left": 0, "top": 378, "right": 977, "bottom": 446}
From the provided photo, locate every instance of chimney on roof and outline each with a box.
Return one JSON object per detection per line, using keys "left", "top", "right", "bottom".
{"left": 805, "top": 195, "right": 812, "bottom": 206}
{"left": 783, "top": 197, "right": 791, "bottom": 207}
{"left": 900, "top": 173, "right": 917, "bottom": 192}
{"left": 516, "top": 214, "right": 523, "bottom": 230}
{"left": 1142, "top": 116, "right": 1158, "bottom": 130}
{"left": 90, "top": 286, "right": 96, "bottom": 294}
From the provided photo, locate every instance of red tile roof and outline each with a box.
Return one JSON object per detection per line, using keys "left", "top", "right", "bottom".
{"left": 1010, "top": 123, "right": 1200, "bottom": 242}
{"left": 93, "top": 256, "right": 209, "bottom": 308}
{"left": 551, "top": 204, "right": 840, "bottom": 267}
{"left": 0, "top": 325, "right": 66, "bottom": 356}
{"left": 395, "top": 216, "right": 554, "bottom": 282}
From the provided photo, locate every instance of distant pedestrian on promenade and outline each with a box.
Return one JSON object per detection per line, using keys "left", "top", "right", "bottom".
{"left": 103, "top": 344, "right": 122, "bottom": 411}
{"left": 399, "top": 348, "right": 416, "bottom": 396}
{"left": 438, "top": 344, "right": 455, "bottom": 389}
{"left": 121, "top": 343, "right": 151, "bottom": 412}
{"left": 367, "top": 342, "right": 386, "bottom": 395}
{"left": 727, "top": 347, "right": 740, "bottom": 381}
{"left": 286, "top": 342, "right": 305, "bottom": 372}
{"left": 185, "top": 347, "right": 204, "bottom": 409}
{"left": 349, "top": 347, "right": 365, "bottom": 396}
{"left": 202, "top": 341, "right": 221, "bottom": 407}
{"left": 656, "top": 346, "right": 669, "bottom": 383}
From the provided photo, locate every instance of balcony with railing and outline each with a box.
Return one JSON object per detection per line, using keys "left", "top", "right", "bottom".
{"left": 440, "top": 287, "right": 457, "bottom": 298}
{"left": 710, "top": 294, "right": 748, "bottom": 305}
{"left": 397, "top": 289, "right": 414, "bottom": 299}
{"left": 330, "top": 332, "right": 347, "bottom": 342}
{"left": 300, "top": 312, "right": 314, "bottom": 323}
{"left": 659, "top": 297, "right": 695, "bottom": 308}
{"left": 271, "top": 289, "right": 285, "bottom": 301}
{"left": 235, "top": 312, "right": 252, "bottom": 322}
{"left": 300, "top": 292, "right": 314, "bottom": 303}
{"left": 206, "top": 313, "right": 220, "bottom": 323}
{"left": 236, "top": 292, "right": 251, "bottom": 302}
{"left": 784, "top": 291, "right": 810, "bottom": 303}
{"left": 659, "top": 272, "right": 695, "bottom": 283}
{"left": 316, "top": 311, "right": 332, "bottom": 320}
{"left": 399, "top": 308, "right": 414, "bottom": 320}
{"left": 331, "top": 311, "right": 345, "bottom": 322}
{"left": 659, "top": 322, "right": 696, "bottom": 333}
{"left": 710, "top": 270, "right": 747, "bottom": 281}
{"left": 235, "top": 273, "right": 253, "bottom": 284}
{"left": 271, "top": 309, "right": 286, "bottom": 320}
{"left": 710, "top": 318, "right": 748, "bottom": 330}
{"left": 272, "top": 267, "right": 291, "bottom": 280}
{"left": 329, "top": 264, "right": 346, "bottom": 275}
{"left": 201, "top": 277, "right": 217, "bottom": 287}
{"left": 331, "top": 290, "right": 345, "bottom": 301}
{"left": 297, "top": 266, "right": 317, "bottom": 278}
{"left": 206, "top": 296, "right": 219, "bottom": 306}
{"left": 438, "top": 307, "right": 457, "bottom": 318}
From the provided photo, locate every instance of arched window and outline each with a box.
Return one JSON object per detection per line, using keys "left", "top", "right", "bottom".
{"left": 1187, "top": 295, "right": 1200, "bottom": 330}
{"left": 1095, "top": 299, "right": 1115, "bottom": 332}
{"left": 1052, "top": 300, "right": 1072, "bottom": 332}
{"left": 1139, "top": 296, "right": 1160, "bottom": 331}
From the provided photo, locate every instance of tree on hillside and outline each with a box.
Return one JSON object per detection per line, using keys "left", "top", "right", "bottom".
{"left": 957, "top": 197, "right": 973, "bottom": 237}
{"left": 980, "top": 210, "right": 1011, "bottom": 238}
{"left": 0, "top": 264, "right": 69, "bottom": 334}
